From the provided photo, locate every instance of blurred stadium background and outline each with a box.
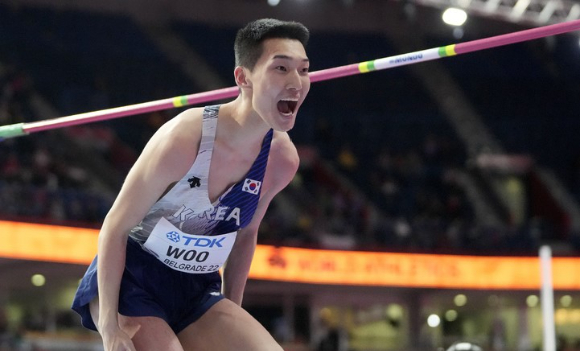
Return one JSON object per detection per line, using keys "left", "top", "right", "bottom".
{"left": 1, "top": 0, "right": 580, "bottom": 350}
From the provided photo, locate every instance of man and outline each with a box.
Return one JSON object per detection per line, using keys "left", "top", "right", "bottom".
{"left": 72, "top": 18, "right": 311, "bottom": 351}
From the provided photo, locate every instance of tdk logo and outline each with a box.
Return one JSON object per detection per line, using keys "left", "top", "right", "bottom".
{"left": 166, "top": 231, "right": 181, "bottom": 243}
{"left": 182, "top": 236, "right": 225, "bottom": 248}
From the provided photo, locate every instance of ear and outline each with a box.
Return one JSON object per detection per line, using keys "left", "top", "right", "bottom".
{"left": 234, "top": 66, "right": 252, "bottom": 88}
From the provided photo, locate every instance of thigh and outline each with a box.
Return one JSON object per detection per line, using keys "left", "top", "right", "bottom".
{"left": 128, "top": 316, "right": 184, "bottom": 351}
{"left": 177, "top": 299, "right": 283, "bottom": 351}
{"left": 90, "top": 297, "right": 184, "bottom": 351}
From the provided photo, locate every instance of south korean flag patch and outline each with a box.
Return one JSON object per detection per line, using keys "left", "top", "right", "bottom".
{"left": 242, "top": 178, "right": 262, "bottom": 195}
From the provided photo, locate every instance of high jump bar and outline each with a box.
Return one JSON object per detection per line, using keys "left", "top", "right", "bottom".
{"left": 1, "top": 19, "right": 579, "bottom": 140}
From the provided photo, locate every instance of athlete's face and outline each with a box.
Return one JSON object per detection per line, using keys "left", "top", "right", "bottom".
{"left": 243, "top": 38, "right": 310, "bottom": 132}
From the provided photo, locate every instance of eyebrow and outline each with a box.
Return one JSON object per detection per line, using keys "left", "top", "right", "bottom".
{"left": 272, "top": 54, "right": 310, "bottom": 62}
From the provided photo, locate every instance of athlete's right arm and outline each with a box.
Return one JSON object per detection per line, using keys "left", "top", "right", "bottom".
{"left": 96, "top": 108, "right": 202, "bottom": 350}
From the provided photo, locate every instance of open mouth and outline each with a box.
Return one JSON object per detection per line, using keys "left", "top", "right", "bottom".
{"left": 277, "top": 99, "right": 298, "bottom": 116}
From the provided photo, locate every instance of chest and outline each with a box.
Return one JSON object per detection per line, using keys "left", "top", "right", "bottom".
{"left": 206, "top": 141, "right": 262, "bottom": 203}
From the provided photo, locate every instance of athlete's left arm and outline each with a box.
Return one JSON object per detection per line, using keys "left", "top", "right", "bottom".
{"left": 222, "top": 132, "right": 299, "bottom": 306}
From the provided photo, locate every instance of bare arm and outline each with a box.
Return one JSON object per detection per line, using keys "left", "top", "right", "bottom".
{"left": 95, "top": 109, "right": 202, "bottom": 346}
{"left": 222, "top": 132, "right": 299, "bottom": 305}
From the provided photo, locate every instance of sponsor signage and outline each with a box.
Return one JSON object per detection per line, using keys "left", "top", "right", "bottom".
{"left": 251, "top": 246, "right": 580, "bottom": 290}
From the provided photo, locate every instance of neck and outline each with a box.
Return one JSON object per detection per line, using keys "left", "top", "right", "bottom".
{"left": 218, "top": 95, "right": 271, "bottom": 148}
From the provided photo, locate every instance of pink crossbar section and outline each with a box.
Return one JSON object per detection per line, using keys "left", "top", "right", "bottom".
{"left": 24, "top": 87, "right": 240, "bottom": 133}
{"left": 455, "top": 19, "right": 580, "bottom": 55}
{"left": 309, "top": 63, "right": 361, "bottom": 83}
{"left": 185, "top": 86, "right": 239, "bottom": 105}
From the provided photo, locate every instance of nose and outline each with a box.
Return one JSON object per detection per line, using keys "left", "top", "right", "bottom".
{"left": 286, "top": 70, "right": 302, "bottom": 91}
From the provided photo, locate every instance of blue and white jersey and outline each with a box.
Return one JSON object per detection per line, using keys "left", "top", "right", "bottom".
{"left": 129, "top": 105, "right": 273, "bottom": 244}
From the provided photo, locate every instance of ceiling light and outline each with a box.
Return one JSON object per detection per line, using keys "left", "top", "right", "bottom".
{"left": 442, "top": 8, "right": 468, "bottom": 26}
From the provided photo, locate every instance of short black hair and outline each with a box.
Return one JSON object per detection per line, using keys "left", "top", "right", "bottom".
{"left": 234, "top": 18, "right": 309, "bottom": 71}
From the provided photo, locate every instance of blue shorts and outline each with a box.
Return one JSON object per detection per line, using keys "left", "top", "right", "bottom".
{"left": 71, "top": 237, "right": 224, "bottom": 334}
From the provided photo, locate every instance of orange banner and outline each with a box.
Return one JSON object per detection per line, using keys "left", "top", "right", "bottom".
{"left": 1, "top": 220, "right": 579, "bottom": 290}
{"left": 251, "top": 245, "right": 580, "bottom": 290}
{"left": 0, "top": 220, "right": 99, "bottom": 265}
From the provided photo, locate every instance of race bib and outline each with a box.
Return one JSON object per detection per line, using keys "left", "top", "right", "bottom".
{"left": 143, "top": 217, "right": 237, "bottom": 274}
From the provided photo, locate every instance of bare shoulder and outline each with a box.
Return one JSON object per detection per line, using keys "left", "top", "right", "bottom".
{"left": 263, "top": 131, "right": 299, "bottom": 194}
{"left": 153, "top": 108, "right": 203, "bottom": 146}
{"left": 133, "top": 107, "right": 204, "bottom": 182}
{"left": 270, "top": 131, "right": 299, "bottom": 168}
{"left": 145, "top": 108, "right": 203, "bottom": 159}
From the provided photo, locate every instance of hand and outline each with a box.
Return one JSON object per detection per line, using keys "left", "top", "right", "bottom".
{"left": 100, "top": 326, "right": 137, "bottom": 351}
